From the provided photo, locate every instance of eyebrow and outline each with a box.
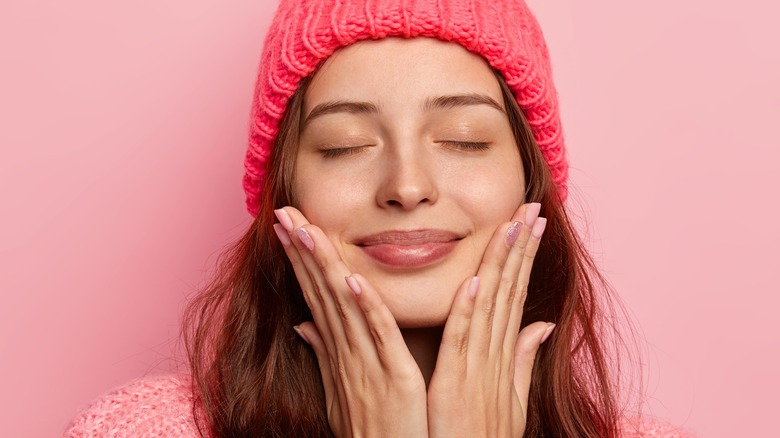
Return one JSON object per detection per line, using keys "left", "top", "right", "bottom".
{"left": 302, "top": 101, "right": 379, "bottom": 130}
{"left": 301, "top": 93, "right": 505, "bottom": 130}
{"left": 423, "top": 93, "right": 505, "bottom": 114}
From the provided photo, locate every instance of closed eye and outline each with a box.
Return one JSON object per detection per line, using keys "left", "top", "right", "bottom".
{"left": 321, "top": 146, "right": 369, "bottom": 158}
{"left": 440, "top": 141, "right": 490, "bottom": 151}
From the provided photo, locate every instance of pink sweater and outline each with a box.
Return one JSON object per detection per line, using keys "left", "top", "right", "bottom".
{"left": 65, "top": 375, "right": 694, "bottom": 437}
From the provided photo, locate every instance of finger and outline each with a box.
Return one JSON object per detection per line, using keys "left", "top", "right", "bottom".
{"left": 490, "top": 203, "right": 540, "bottom": 355}
{"left": 273, "top": 218, "right": 330, "bottom": 337}
{"left": 513, "top": 321, "right": 555, "bottom": 417}
{"left": 273, "top": 223, "right": 315, "bottom": 310}
{"left": 291, "top": 222, "right": 378, "bottom": 357}
{"left": 282, "top": 207, "right": 351, "bottom": 351}
{"left": 273, "top": 216, "right": 315, "bottom": 301}
{"left": 467, "top": 219, "right": 517, "bottom": 360}
{"left": 436, "top": 276, "right": 478, "bottom": 375}
{"left": 348, "top": 274, "right": 418, "bottom": 375}
{"left": 283, "top": 207, "right": 382, "bottom": 365}
{"left": 273, "top": 210, "right": 339, "bottom": 356}
{"left": 503, "top": 216, "right": 547, "bottom": 357}
{"left": 274, "top": 209, "right": 315, "bottom": 303}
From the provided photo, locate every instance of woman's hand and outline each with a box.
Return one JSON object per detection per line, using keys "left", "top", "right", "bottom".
{"left": 273, "top": 207, "right": 429, "bottom": 438}
{"left": 426, "top": 202, "right": 554, "bottom": 438}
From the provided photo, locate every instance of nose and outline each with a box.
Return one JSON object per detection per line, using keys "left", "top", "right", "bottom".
{"left": 375, "top": 147, "right": 438, "bottom": 210}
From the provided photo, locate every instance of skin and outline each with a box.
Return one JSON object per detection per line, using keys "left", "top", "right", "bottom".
{"left": 272, "top": 38, "right": 555, "bottom": 437}
{"left": 294, "top": 37, "right": 524, "bottom": 328}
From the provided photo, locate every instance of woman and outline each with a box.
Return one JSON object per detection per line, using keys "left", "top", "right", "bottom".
{"left": 66, "top": 0, "right": 692, "bottom": 437}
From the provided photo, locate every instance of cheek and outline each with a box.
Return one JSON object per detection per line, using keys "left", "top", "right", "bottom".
{"left": 294, "top": 164, "right": 373, "bottom": 233}
{"left": 445, "top": 157, "right": 525, "bottom": 226}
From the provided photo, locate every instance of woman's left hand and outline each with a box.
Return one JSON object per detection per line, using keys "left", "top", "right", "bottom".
{"left": 426, "top": 202, "right": 555, "bottom": 438}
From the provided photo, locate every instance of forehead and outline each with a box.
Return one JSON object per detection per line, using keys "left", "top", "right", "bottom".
{"left": 303, "top": 37, "right": 503, "bottom": 113}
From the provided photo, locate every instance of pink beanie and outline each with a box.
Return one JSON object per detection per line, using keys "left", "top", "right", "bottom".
{"left": 244, "top": 0, "right": 568, "bottom": 216}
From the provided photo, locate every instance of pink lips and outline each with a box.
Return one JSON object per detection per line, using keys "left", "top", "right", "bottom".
{"left": 355, "top": 230, "right": 461, "bottom": 268}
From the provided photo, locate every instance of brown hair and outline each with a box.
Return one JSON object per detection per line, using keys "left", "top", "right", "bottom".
{"left": 182, "top": 69, "right": 634, "bottom": 437}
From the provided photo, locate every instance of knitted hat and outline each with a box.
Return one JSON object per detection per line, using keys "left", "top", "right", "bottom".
{"left": 244, "top": 0, "right": 568, "bottom": 216}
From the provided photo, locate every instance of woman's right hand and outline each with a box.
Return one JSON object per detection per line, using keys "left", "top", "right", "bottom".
{"left": 273, "top": 206, "right": 429, "bottom": 438}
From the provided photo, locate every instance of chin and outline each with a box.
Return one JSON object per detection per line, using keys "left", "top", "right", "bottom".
{"left": 352, "top": 260, "right": 473, "bottom": 329}
{"left": 380, "top": 289, "right": 453, "bottom": 329}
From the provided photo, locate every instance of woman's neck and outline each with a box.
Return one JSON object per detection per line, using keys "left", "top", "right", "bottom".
{"left": 400, "top": 326, "right": 444, "bottom": 387}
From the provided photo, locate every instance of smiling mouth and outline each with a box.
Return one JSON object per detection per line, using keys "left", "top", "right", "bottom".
{"left": 355, "top": 230, "right": 462, "bottom": 268}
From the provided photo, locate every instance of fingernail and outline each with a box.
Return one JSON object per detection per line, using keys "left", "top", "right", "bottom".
{"left": 293, "top": 325, "right": 311, "bottom": 345}
{"left": 531, "top": 217, "right": 547, "bottom": 240}
{"left": 273, "top": 223, "right": 291, "bottom": 247}
{"left": 295, "top": 228, "right": 314, "bottom": 251}
{"left": 540, "top": 323, "right": 556, "bottom": 344}
{"left": 345, "top": 275, "right": 361, "bottom": 296}
{"left": 505, "top": 221, "right": 522, "bottom": 247}
{"left": 525, "top": 203, "right": 541, "bottom": 227}
{"left": 469, "top": 276, "right": 480, "bottom": 299}
{"left": 274, "top": 208, "right": 294, "bottom": 232}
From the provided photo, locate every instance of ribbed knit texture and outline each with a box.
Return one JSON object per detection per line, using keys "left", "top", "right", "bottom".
{"left": 244, "top": 0, "right": 569, "bottom": 216}
{"left": 65, "top": 375, "right": 695, "bottom": 437}
{"left": 64, "top": 375, "right": 202, "bottom": 437}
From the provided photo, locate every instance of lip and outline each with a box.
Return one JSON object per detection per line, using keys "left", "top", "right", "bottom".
{"left": 354, "top": 230, "right": 462, "bottom": 268}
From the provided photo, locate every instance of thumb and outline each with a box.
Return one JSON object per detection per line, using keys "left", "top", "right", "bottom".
{"left": 513, "top": 321, "right": 556, "bottom": 415}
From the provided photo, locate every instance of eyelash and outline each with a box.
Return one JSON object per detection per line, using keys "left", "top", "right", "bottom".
{"left": 321, "top": 146, "right": 368, "bottom": 158}
{"left": 320, "top": 141, "right": 489, "bottom": 158}
{"left": 442, "top": 141, "right": 490, "bottom": 151}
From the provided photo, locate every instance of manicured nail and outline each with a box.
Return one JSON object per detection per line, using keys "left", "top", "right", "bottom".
{"left": 468, "top": 276, "right": 480, "bottom": 299}
{"left": 505, "top": 221, "right": 522, "bottom": 247}
{"left": 531, "top": 217, "right": 547, "bottom": 240}
{"left": 274, "top": 208, "right": 294, "bottom": 232}
{"left": 293, "top": 325, "right": 311, "bottom": 345}
{"left": 273, "top": 223, "right": 291, "bottom": 247}
{"left": 345, "top": 275, "right": 361, "bottom": 296}
{"left": 525, "top": 203, "right": 541, "bottom": 227}
{"left": 295, "top": 228, "right": 315, "bottom": 251}
{"left": 540, "top": 323, "right": 556, "bottom": 344}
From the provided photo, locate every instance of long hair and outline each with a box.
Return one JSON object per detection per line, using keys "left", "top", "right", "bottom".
{"left": 182, "top": 69, "right": 633, "bottom": 437}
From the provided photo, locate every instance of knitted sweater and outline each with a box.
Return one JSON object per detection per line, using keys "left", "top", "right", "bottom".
{"left": 65, "top": 375, "right": 694, "bottom": 437}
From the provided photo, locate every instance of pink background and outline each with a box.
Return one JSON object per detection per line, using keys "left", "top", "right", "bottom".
{"left": 1, "top": 0, "right": 777, "bottom": 436}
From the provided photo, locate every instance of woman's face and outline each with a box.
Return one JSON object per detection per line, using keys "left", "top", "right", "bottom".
{"left": 294, "top": 37, "right": 525, "bottom": 328}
